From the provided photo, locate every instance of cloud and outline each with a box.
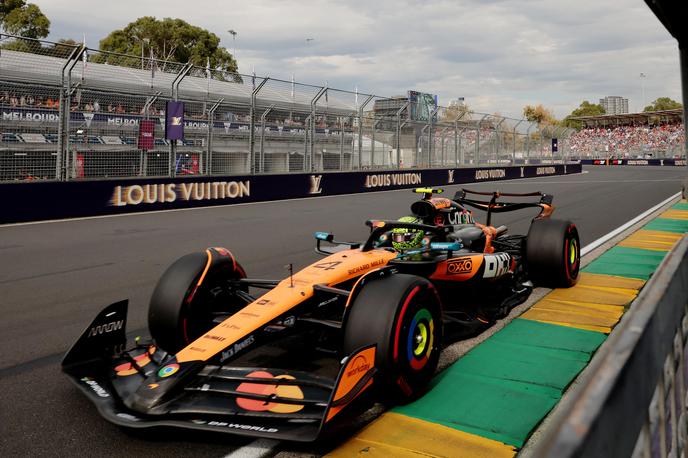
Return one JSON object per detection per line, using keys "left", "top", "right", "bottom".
{"left": 33, "top": 0, "right": 681, "bottom": 118}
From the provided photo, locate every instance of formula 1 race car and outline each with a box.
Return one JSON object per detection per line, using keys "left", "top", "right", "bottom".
{"left": 62, "top": 188, "right": 580, "bottom": 441}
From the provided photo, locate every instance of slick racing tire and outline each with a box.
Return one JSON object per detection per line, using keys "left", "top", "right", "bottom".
{"left": 526, "top": 219, "right": 580, "bottom": 288}
{"left": 149, "top": 247, "right": 247, "bottom": 354}
{"left": 343, "top": 274, "right": 442, "bottom": 402}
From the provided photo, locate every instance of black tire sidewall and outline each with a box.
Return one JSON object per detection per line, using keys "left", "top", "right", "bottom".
{"left": 526, "top": 219, "right": 580, "bottom": 287}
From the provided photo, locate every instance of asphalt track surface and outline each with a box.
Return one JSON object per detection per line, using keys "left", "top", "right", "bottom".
{"left": 0, "top": 165, "right": 684, "bottom": 457}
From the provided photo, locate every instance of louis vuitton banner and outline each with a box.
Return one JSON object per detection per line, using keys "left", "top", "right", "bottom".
{"left": 0, "top": 164, "right": 581, "bottom": 224}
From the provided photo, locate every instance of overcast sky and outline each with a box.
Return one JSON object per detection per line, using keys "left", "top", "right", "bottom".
{"left": 33, "top": 0, "right": 681, "bottom": 119}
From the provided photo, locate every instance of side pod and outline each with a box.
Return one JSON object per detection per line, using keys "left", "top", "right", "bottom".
{"left": 62, "top": 300, "right": 129, "bottom": 368}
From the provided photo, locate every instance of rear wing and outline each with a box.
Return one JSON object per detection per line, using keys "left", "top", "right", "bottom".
{"left": 454, "top": 188, "right": 554, "bottom": 226}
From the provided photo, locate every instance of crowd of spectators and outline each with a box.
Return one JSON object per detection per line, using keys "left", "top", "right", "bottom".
{"left": 569, "top": 123, "right": 684, "bottom": 157}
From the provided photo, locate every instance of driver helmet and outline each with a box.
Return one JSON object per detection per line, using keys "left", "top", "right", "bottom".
{"left": 392, "top": 216, "right": 424, "bottom": 252}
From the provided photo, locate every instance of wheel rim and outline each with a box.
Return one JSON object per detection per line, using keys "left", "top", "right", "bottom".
{"left": 565, "top": 233, "right": 580, "bottom": 279}
{"left": 406, "top": 307, "right": 435, "bottom": 371}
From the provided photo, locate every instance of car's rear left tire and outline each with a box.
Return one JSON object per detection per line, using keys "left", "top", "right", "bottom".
{"left": 526, "top": 219, "right": 580, "bottom": 288}
{"left": 148, "top": 247, "right": 247, "bottom": 354}
{"left": 343, "top": 273, "right": 443, "bottom": 402}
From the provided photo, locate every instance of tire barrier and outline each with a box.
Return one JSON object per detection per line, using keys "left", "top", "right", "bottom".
{"left": 0, "top": 163, "right": 580, "bottom": 224}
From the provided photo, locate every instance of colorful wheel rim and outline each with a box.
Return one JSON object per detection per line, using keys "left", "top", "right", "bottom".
{"left": 406, "top": 308, "right": 435, "bottom": 371}
{"left": 565, "top": 234, "right": 580, "bottom": 279}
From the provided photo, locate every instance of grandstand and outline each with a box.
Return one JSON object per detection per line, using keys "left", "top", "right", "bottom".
{"left": 0, "top": 34, "right": 572, "bottom": 181}
{"left": 568, "top": 110, "right": 685, "bottom": 159}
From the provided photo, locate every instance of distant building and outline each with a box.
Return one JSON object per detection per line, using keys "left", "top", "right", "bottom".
{"left": 599, "top": 96, "right": 629, "bottom": 114}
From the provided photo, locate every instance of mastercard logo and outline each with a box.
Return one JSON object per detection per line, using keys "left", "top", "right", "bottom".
{"left": 158, "top": 363, "right": 180, "bottom": 378}
{"left": 236, "top": 371, "right": 304, "bottom": 414}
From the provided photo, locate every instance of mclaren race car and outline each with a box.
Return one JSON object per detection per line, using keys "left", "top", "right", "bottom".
{"left": 62, "top": 188, "right": 580, "bottom": 441}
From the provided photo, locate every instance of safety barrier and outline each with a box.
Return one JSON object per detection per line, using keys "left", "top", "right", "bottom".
{"left": 0, "top": 163, "right": 580, "bottom": 224}
{"left": 534, "top": 233, "right": 688, "bottom": 457}
{"left": 580, "top": 158, "right": 687, "bottom": 166}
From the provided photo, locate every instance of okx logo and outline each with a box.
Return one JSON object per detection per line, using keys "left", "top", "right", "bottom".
{"left": 309, "top": 175, "right": 323, "bottom": 194}
{"left": 236, "top": 371, "right": 304, "bottom": 413}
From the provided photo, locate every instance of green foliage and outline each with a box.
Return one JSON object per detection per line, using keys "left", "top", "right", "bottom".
{"left": 97, "top": 16, "right": 238, "bottom": 77}
{"left": 643, "top": 97, "right": 682, "bottom": 112}
{"left": 562, "top": 101, "right": 605, "bottom": 129}
{"left": 1, "top": 1, "right": 50, "bottom": 39}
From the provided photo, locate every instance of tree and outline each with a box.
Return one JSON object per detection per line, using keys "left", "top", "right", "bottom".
{"left": 562, "top": 101, "right": 605, "bottom": 129}
{"left": 0, "top": 1, "right": 50, "bottom": 39}
{"left": 96, "top": 17, "right": 238, "bottom": 76}
{"left": 643, "top": 97, "right": 682, "bottom": 112}
{"left": 522, "top": 104, "right": 558, "bottom": 125}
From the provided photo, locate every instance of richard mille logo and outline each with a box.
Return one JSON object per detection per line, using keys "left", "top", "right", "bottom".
{"left": 447, "top": 169, "right": 455, "bottom": 184}
{"left": 309, "top": 175, "right": 323, "bottom": 194}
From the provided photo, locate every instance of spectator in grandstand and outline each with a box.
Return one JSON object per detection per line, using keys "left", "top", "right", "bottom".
{"left": 115, "top": 103, "right": 125, "bottom": 114}
{"left": 93, "top": 100, "right": 100, "bottom": 112}
{"left": 10, "top": 94, "right": 19, "bottom": 107}
{"left": 84, "top": 101, "right": 94, "bottom": 112}
{"left": 107, "top": 103, "right": 115, "bottom": 113}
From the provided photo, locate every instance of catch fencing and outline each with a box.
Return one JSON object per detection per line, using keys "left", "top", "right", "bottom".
{"left": 0, "top": 34, "right": 575, "bottom": 182}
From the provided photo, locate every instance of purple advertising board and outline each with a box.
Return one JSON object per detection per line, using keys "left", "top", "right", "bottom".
{"left": 165, "top": 101, "right": 184, "bottom": 140}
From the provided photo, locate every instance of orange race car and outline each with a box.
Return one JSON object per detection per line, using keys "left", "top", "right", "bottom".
{"left": 62, "top": 188, "right": 579, "bottom": 441}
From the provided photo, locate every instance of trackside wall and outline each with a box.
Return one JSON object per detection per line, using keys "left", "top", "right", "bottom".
{"left": 0, "top": 163, "right": 580, "bottom": 224}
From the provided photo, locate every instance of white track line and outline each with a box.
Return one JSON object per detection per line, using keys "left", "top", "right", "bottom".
{"left": 222, "top": 438, "right": 280, "bottom": 458}
{"left": 581, "top": 191, "right": 681, "bottom": 256}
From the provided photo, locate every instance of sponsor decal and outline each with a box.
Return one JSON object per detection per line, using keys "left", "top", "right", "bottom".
{"left": 309, "top": 174, "right": 323, "bottom": 194}
{"left": 627, "top": 160, "right": 649, "bottom": 165}
{"left": 364, "top": 172, "right": 422, "bottom": 188}
{"left": 114, "top": 346, "right": 156, "bottom": 376}
{"left": 520, "top": 166, "right": 525, "bottom": 178}
{"left": 446, "top": 257, "right": 473, "bottom": 275}
{"left": 207, "top": 421, "right": 279, "bottom": 433}
{"left": 158, "top": 364, "right": 180, "bottom": 378}
{"left": 148, "top": 383, "right": 159, "bottom": 390}
{"left": 236, "top": 371, "right": 304, "bottom": 413}
{"left": 483, "top": 253, "right": 511, "bottom": 279}
{"left": 474, "top": 169, "right": 506, "bottom": 180}
{"left": 110, "top": 181, "right": 250, "bottom": 207}
{"left": 203, "top": 334, "right": 226, "bottom": 342}
{"left": 81, "top": 377, "right": 109, "bottom": 398}
{"left": 313, "top": 261, "right": 343, "bottom": 271}
{"left": 347, "top": 258, "right": 386, "bottom": 275}
{"left": 536, "top": 166, "right": 556, "bottom": 175}
{"left": 115, "top": 413, "right": 140, "bottom": 421}
{"left": 447, "top": 169, "right": 455, "bottom": 184}
{"left": 2, "top": 109, "right": 60, "bottom": 123}
{"left": 220, "top": 335, "right": 255, "bottom": 362}
{"left": 256, "top": 299, "right": 271, "bottom": 306}
{"left": 83, "top": 112, "right": 94, "bottom": 128}
{"left": 676, "top": 160, "right": 687, "bottom": 166}
{"left": 88, "top": 319, "right": 124, "bottom": 338}
{"left": 346, "top": 355, "right": 371, "bottom": 378}
{"left": 661, "top": 159, "right": 664, "bottom": 166}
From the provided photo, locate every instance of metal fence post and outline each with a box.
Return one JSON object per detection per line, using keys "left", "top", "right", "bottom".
{"left": 427, "top": 107, "right": 440, "bottom": 167}
{"left": 59, "top": 45, "right": 85, "bottom": 180}
{"left": 357, "top": 95, "right": 374, "bottom": 170}
{"left": 309, "top": 86, "right": 328, "bottom": 172}
{"left": 170, "top": 63, "right": 192, "bottom": 177}
{"left": 259, "top": 104, "right": 275, "bottom": 173}
{"left": 525, "top": 124, "right": 533, "bottom": 164}
{"left": 494, "top": 118, "right": 505, "bottom": 165}
{"left": 249, "top": 77, "right": 269, "bottom": 174}
{"left": 303, "top": 114, "right": 311, "bottom": 172}
{"left": 206, "top": 98, "right": 223, "bottom": 176}
{"left": 476, "top": 114, "right": 488, "bottom": 166}
{"left": 512, "top": 119, "right": 524, "bottom": 165}
{"left": 56, "top": 44, "right": 80, "bottom": 181}
{"left": 395, "top": 102, "right": 409, "bottom": 169}
{"left": 141, "top": 91, "right": 162, "bottom": 176}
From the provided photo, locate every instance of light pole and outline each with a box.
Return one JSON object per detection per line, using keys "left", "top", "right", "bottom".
{"left": 640, "top": 72, "right": 647, "bottom": 111}
{"left": 227, "top": 29, "right": 237, "bottom": 58}
{"left": 133, "top": 36, "right": 149, "bottom": 70}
